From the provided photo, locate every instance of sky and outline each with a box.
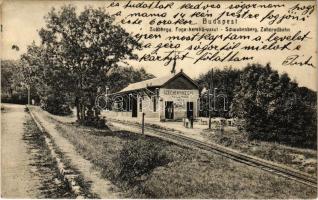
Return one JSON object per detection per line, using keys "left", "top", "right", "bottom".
{"left": 1, "top": 0, "right": 317, "bottom": 90}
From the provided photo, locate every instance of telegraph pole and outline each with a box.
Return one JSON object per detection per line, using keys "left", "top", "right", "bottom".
{"left": 208, "top": 69, "right": 213, "bottom": 129}
{"left": 171, "top": 49, "right": 177, "bottom": 74}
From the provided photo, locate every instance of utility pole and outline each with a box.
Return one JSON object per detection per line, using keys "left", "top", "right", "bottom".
{"left": 171, "top": 48, "right": 177, "bottom": 74}
{"left": 208, "top": 69, "right": 213, "bottom": 129}
{"left": 27, "top": 85, "right": 30, "bottom": 105}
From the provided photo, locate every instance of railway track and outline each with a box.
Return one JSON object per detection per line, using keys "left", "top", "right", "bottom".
{"left": 109, "top": 118, "right": 317, "bottom": 188}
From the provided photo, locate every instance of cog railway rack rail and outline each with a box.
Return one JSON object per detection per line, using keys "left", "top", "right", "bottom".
{"left": 109, "top": 118, "right": 317, "bottom": 188}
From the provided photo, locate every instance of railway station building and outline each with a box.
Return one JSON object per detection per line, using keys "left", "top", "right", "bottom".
{"left": 106, "top": 70, "right": 200, "bottom": 121}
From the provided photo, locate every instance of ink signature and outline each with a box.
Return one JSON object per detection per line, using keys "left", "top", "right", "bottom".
{"left": 282, "top": 55, "right": 315, "bottom": 68}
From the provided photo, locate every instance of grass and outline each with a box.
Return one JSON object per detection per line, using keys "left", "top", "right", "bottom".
{"left": 107, "top": 115, "right": 317, "bottom": 176}
{"left": 23, "top": 118, "right": 76, "bottom": 198}
{"left": 25, "top": 112, "right": 98, "bottom": 198}
{"left": 45, "top": 117, "right": 318, "bottom": 198}
{"left": 201, "top": 128, "right": 317, "bottom": 176}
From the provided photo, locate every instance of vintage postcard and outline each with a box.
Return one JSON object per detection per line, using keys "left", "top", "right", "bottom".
{"left": 1, "top": 0, "right": 317, "bottom": 198}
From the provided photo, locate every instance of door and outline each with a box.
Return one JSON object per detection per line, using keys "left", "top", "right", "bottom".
{"left": 131, "top": 96, "right": 137, "bottom": 117}
{"left": 187, "top": 102, "right": 194, "bottom": 119}
{"left": 165, "top": 101, "right": 174, "bottom": 119}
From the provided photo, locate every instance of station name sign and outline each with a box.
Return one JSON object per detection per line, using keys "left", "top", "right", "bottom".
{"left": 162, "top": 89, "right": 196, "bottom": 99}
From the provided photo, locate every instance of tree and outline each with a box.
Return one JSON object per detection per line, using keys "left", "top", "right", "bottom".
{"left": 196, "top": 67, "right": 241, "bottom": 118}
{"left": 105, "top": 66, "right": 155, "bottom": 94}
{"left": 1, "top": 59, "right": 39, "bottom": 104}
{"left": 25, "top": 5, "right": 141, "bottom": 123}
{"left": 1, "top": 60, "right": 19, "bottom": 100}
{"left": 21, "top": 42, "right": 72, "bottom": 114}
{"left": 230, "top": 64, "right": 317, "bottom": 148}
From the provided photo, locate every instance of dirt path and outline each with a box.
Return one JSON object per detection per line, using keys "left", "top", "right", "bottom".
{"left": 1, "top": 104, "right": 41, "bottom": 198}
{"left": 1, "top": 104, "right": 76, "bottom": 198}
{"left": 31, "top": 107, "right": 122, "bottom": 199}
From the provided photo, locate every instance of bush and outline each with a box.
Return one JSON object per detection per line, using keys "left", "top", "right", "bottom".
{"left": 1, "top": 92, "right": 28, "bottom": 104}
{"left": 40, "top": 93, "right": 72, "bottom": 116}
{"left": 115, "top": 138, "right": 170, "bottom": 185}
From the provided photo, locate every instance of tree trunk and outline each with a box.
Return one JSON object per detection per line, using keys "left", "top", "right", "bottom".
{"left": 80, "top": 104, "right": 85, "bottom": 123}
{"left": 75, "top": 97, "right": 81, "bottom": 121}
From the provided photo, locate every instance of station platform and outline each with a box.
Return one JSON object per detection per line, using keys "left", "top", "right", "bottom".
{"left": 100, "top": 111, "right": 227, "bottom": 142}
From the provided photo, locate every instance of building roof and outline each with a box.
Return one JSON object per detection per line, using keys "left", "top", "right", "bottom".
{"left": 120, "top": 74, "right": 175, "bottom": 92}
{"left": 118, "top": 71, "right": 199, "bottom": 94}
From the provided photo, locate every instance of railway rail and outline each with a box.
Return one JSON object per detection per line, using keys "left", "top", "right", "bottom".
{"left": 109, "top": 118, "right": 317, "bottom": 188}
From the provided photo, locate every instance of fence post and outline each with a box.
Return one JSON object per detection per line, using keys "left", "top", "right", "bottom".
{"left": 142, "top": 112, "right": 145, "bottom": 134}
